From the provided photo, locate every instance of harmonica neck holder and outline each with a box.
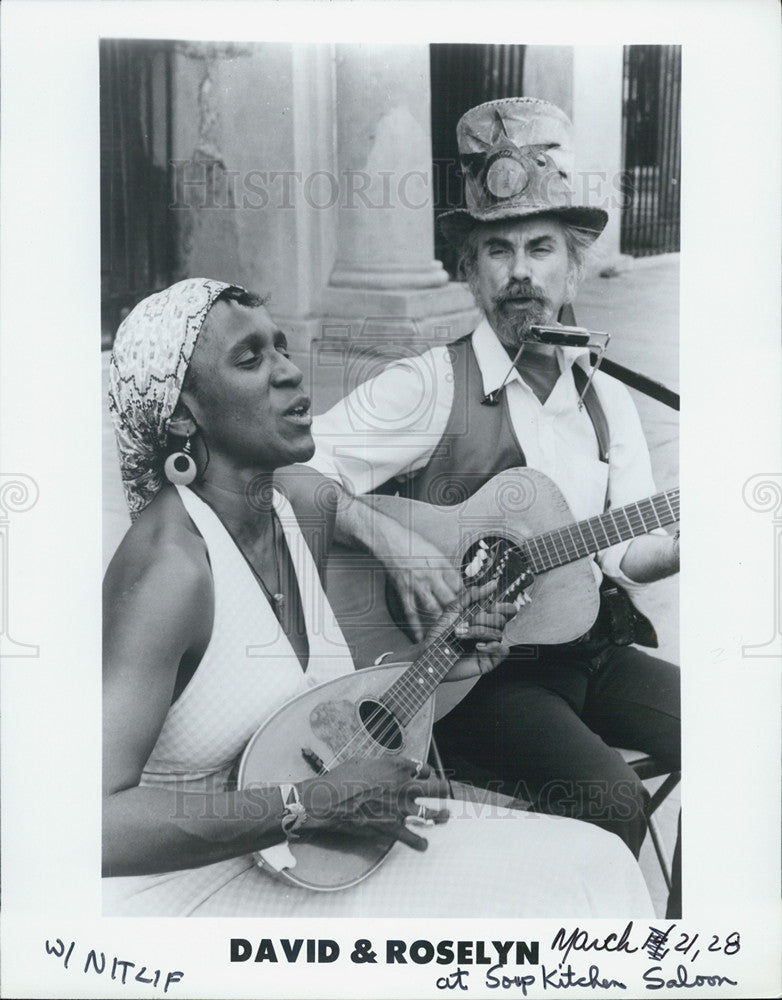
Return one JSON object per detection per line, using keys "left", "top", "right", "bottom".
{"left": 528, "top": 325, "right": 612, "bottom": 410}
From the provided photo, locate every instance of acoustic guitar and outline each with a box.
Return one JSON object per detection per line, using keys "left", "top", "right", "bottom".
{"left": 239, "top": 467, "right": 679, "bottom": 891}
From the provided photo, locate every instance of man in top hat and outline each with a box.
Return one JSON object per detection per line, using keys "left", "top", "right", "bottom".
{"left": 308, "top": 97, "right": 680, "bottom": 912}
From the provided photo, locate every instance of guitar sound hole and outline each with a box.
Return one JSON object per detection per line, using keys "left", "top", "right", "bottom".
{"left": 462, "top": 535, "right": 508, "bottom": 584}
{"left": 461, "top": 536, "right": 524, "bottom": 581}
{"left": 461, "top": 536, "right": 534, "bottom": 608}
{"left": 357, "top": 699, "right": 404, "bottom": 752}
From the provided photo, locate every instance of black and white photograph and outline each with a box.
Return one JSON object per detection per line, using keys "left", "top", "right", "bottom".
{"left": 1, "top": 2, "right": 780, "bottom": 998}
{"left": 99, "top": 38, "right": 682, "bottom": 920}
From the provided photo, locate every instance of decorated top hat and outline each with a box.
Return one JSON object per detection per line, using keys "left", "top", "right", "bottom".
{"left": 439, "top": 97, "right": 608, "bottom": 248}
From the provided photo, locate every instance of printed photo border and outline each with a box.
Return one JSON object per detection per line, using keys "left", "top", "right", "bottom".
{"left": 1, "top": 2, "right": 780, "bottom": 998}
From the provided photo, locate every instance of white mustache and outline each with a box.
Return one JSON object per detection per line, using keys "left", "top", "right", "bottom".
{"left": 495, "top": 285, "right": 547, "bottom": 307}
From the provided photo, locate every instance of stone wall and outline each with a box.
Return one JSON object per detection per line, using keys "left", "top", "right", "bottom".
{"left": 524, "top": 45, "right": 625, "bottom": 268}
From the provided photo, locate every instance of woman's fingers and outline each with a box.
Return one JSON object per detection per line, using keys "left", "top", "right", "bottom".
{"left": 339, "top": 796, "right": 449, "bottom": 852}
{"left": 407, "top": 758, "right": 432, "bottom": 780}
{"left": 392, "top": 823, "right": 430, "bottom": 851}
{"left": 315, "top": 757, "right": 453, "bottom": 853}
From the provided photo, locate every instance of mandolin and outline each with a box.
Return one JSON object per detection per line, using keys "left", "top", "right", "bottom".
{"left": 239, "top": 539, "right": 529, "bottom": 890}
{"left": 239, "top": 467, "right": 679, "bottom": 890}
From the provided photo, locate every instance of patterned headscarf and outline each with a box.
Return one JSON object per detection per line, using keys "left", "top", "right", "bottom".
{"left": 108, "top": 278, "right": 244, "bottom": 520}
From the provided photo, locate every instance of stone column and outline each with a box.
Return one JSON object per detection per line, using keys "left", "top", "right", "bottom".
{"left": 320, "top": 44, "right": 477, "bottom": 350}
{"left": 524, "top": 45, "right": 627, "bottom": 268}
{"left": 169, "top": 43, "right": 340, "bottom": 363}
{"left": 167, "top": 42, "right": 476, "bottom": 365}
{"left": 572, "top": 47, "right": 625, "bottom": 265}
{"left": 523, "top": 46, "right": 575, "bottom": 119}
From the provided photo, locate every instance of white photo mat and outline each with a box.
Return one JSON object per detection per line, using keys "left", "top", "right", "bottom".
{"left": 1, "top": 1, "right": 780, "bottom": 997}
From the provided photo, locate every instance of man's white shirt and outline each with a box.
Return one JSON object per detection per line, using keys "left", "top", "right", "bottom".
{"left": 309, "top": 318, "right": 660, "bottom": 591}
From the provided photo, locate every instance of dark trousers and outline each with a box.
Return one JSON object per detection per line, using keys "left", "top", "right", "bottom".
{"left": 433, "top": 642, "right": 681, "bottom": 913}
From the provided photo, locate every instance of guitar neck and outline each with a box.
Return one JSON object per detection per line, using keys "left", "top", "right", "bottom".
{"left": 524, "top": 488, "right": 680, "bottom": 574}
{"left": 374, "top": 487, "right": 679, "bottom": 727}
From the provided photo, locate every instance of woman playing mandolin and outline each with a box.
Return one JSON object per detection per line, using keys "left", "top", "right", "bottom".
{"left": 103, "top": 278, "right": 654, "bottom": 917}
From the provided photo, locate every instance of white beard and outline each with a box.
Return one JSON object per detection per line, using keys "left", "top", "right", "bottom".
{"left": 487, "top": 297, "right": 553, "bottom": 350}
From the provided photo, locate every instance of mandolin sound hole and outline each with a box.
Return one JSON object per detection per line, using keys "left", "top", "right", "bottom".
{"left": 357, "top": 699, "right": 404, "bottom": 752}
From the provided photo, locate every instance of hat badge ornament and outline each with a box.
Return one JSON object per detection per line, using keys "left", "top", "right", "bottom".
{"left": 479, "top": 109, "right": 555, "bottom": 200}
{"left": 484, "top": 143, "right": 562, "bottom": 202}
{"left": 438, "top": 97, "right": 608, "bottom": 248}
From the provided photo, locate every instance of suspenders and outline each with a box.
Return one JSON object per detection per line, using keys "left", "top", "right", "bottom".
{"left": 572, "top": 363, "right": 610, "bottom": 465}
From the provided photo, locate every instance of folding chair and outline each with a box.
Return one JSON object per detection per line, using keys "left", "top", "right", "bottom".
{"left": 617, "top": 748, "right": 681, "bottom": 892}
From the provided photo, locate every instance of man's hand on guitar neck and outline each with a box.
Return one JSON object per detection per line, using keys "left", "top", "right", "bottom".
{"left": 407, "top": 580, "right": 516, "bottom": 682}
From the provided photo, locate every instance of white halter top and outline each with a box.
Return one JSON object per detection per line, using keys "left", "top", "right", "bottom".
{"left": 142, "top": 485, "right": 354, "bottom": 785}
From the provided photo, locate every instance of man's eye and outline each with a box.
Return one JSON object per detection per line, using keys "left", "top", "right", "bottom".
{"left": 531, "top": 246, "right": 553, "bottom": 256}
{"left": 236, "top": 353, "right": 260, "bottom": 368}
{"left": 488, "top": 246, "right": 510, "bottom": 258}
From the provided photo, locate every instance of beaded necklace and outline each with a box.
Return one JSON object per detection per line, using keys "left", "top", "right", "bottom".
{"left": 192, "top": 488, "right": 285, "bottom": 623}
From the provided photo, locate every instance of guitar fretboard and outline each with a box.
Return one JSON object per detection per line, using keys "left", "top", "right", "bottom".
{"left": 523, "top": 489, "right": 679, "bottom": 574}
{"left": 348, "top": 487, "right": 680, "bottom": 738}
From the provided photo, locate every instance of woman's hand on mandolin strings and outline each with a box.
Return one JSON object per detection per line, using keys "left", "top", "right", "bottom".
{"left": 298, "top": 757, "right": 451, "bottom": 851}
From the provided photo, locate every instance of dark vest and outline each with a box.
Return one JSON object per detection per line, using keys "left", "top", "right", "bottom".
{"left": 376, "top": 334, "right": 608, "bottom": 507}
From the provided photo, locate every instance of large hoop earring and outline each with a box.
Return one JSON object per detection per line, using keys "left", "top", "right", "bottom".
{"left": 164, "top": 437, "right": 197, "bottom": 486}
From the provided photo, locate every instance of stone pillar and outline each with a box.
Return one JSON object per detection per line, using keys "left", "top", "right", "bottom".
{"left": 320, "top": 44, "right": 477, "bottom": 350}
{"left": 523, "top": 45, "right": 627, "bottom": 269}
{"left": 522, "top": 46, "right": 575, "bottom": 119}
{"left": 572, "top": 47, "right": 625, "bottom": 265}
{"left": 167, "top": 42, "right": 476, "bottom": 365}
{"left": 328, "top": 45, "right": 446, "bottom": 291}
{"left": 169, "top": 42, "right": 340, "bottom": 362}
